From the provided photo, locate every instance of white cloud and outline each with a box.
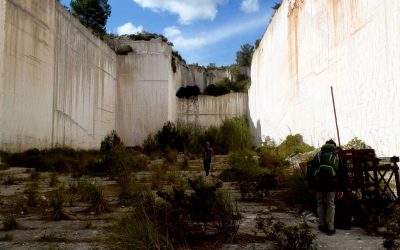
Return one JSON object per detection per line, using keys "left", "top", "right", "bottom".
{"left": 133, "top": 0, "right": 221, "bottom": 24}
{"left": 163, "top": 14, "right": 267, "bottom": 50}
{"left": 163, "top": 26, "right": 181, "bottom": 38}
{"left": 240, "top": 0, "right": 260, "bottom": 13}
{"left": 117, "top": 22, "right": 144, "bottom": 35}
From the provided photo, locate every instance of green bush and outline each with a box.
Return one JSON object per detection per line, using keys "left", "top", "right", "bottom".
{"left": 257, "top": 134, "right": 313, "bottom": 170}
{"left": 84, "top": 182, "right": 110, "bottom": 214}
{"left": 109, "top": 203, "right": 174, "bottom": 250}
{"left": 115, "top": 45, "right": 133, "bottom": 55}
{"left": 256, "top": 213, "right": 316, "bottom": 250}
{"left": 176, "top": 85, "right": 201, "bottom": 99}
{"left": 164, "top": 148, "right": 178, "bottom": 165}
{"left": 100, "top": 130, "right": 124, "bottom": 152}
{"left": 143, "top": 117, "right": 253, "bottom": 157}
{"left": 218, "top": 118, "right": 253, "bottom": 154}
{"left": 203, "top": 83, "right": 229, "bottom": 96}
{"left": 110, "top": 176, "right": 240, "bottom": 249}
{"left": 49, "top": 188, "right": 70, "bottom": 221}
{"left": 156, "top": 122, "right": 180, "bottom": 151}
{"left": 1, "top": 148, "right": 100, "bottom": 174}
{"left": 277, "top": 134, "right": 314, "bottom": 157}
{"left": 343, "top": 137, "right": 371, "bottom": 150}
{"left": 143, "top": 134, "right": 161, "bottom": 159}
{"left": 24, "top": 182, "right": 39, "bottom": 206}
{"left": 3, "top": 214, "right": 18, "bottom": 231}
{"left": 49, "top": 172, "right": 59, "bottom": 187}
{"left": 223, "top": 150, "right": 277, "bottom": 200}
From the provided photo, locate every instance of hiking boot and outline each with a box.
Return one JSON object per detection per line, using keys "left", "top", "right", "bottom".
{"left": 326, "top": 229, "right": 336, "bottom": 235}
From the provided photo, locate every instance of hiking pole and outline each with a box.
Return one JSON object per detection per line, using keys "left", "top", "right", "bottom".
{"left": 331, "top": 86, "right": 341, "bottom": 147}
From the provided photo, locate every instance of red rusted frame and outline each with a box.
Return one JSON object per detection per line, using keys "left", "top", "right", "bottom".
{"left": 338, "top": 149, "right": 399, "bottom": 201}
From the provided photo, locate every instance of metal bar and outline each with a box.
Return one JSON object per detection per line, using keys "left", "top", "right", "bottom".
{"left": 331, "top": 86, "right": 341, "bottom": 147}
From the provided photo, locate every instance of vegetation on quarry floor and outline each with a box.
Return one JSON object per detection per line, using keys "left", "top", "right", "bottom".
{"left": 0, "top": 119, "right": 398, "bottom": 249}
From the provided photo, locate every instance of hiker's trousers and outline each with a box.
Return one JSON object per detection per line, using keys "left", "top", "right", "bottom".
{"left": 316, "top": 191, "right": 336, "bottom": 231}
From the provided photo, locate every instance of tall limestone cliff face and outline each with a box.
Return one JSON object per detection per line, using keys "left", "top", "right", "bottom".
{"left": 249, "top": 0, "right": 400, "bottom": 155}
{"left": 0, "top": 0, "right": 248, "bottom": 151}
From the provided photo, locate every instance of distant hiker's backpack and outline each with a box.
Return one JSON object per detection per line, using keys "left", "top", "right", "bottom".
{"left": 314, "top": 144, "right": 339, "bottom": 179}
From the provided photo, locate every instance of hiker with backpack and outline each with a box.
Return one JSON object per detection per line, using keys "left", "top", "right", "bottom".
{"left": 308, "top": 139, "right": 345, "bottom": 235}
{"left": 203, "top": 142, "right": 215, "bottom": 176}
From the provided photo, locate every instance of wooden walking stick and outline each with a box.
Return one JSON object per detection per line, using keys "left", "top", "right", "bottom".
{"left": 331, "top": 86, "right": 341, "bottom": 147}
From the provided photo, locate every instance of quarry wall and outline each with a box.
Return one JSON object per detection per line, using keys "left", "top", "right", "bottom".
{"left": 0, "top": 0, "right": 56, "bottom": 151}
{"left": 177, "top": 93, "right": 248, "bottom": 127}
{"left": 249, "top": 0, "right": 400, "bottom": 156}
{"left": 0, "top": 0, "right": 246, "bottom": 151}
{"left": 0, "top": 0, "right": 117, "bottom": 151}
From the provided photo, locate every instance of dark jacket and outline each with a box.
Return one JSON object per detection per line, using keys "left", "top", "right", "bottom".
{"left": 308, "top": 143, "right": 345, "bottom": 192}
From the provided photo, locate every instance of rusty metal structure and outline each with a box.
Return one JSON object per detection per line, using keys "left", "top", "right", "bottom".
{"left": 338, "top": 149, "right": 400, "bottom": 201}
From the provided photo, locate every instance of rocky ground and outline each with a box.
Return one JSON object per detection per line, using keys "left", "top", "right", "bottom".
{"left": 0, "top": 156, "right": 387, "bottom": 249}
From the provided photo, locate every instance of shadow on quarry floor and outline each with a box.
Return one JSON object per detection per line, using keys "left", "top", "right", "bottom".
{"left": 0, "top": 156, "right": 386, "bottom": 250}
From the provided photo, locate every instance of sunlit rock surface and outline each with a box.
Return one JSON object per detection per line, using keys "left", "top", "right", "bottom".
{"left": 249, "top": 0, "right": 400, "bottom": 155}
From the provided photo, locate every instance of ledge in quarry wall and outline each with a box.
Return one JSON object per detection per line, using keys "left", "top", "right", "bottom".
{"left": 249, "top": 0, "right": 400, "bottom": 156}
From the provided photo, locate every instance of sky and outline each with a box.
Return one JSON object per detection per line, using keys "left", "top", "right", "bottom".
{"left": 61, "top": 0, "right": 277, "bottom": 66}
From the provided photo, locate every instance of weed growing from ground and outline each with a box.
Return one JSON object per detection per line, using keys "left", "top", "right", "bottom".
{"left": 24, "top": 182, "right": 39, "bottom": 206}
{"left": 49, "top": 188, "right": 71, "bottom": 221}
{"left": 256, "top": 213, "right": 316, "bottom": 250}
{"left": 29, "top": 170, "right": 40, "bottom": 181}
{"left": 150, "top": 164, "right": 168, "bottom": 190}
{"left": 110, "top": 176, "right": 240, "bottom": 249}
{"left": 49, "top": 172, "right": 59, "bottom": 187}
{"left": 2, "top": 214, "right": 18, "bottom": 231}
{"left": 84, "top": 182, "right": 110, "bottom": 214}
{"left": 0, "top": 233, "right": 13, "bottom": 241}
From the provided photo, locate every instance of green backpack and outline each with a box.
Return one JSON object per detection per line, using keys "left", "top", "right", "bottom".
{"left": 314, "top": 144, "right": 339, "bottom": 178}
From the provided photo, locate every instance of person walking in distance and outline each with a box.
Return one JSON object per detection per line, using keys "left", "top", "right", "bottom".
{"left": 203, "top": 142, "right": 215, "bottom": 176}
{"left": 308, "top": 139, "right": 345, "bottom": 235}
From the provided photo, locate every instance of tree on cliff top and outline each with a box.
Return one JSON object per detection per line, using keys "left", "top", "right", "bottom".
{"left": 236, "top": 43, "right": 255, "bottom": 67}
{"left": 70, "top": 0, "right": 111, "bottom": 35}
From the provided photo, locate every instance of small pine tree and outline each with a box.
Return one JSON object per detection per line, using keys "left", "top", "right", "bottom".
{"left": 70, "top": 0, "right": 111, "bottom": 35}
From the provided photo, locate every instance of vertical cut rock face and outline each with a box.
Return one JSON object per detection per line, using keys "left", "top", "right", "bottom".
{"left": 249, "top": 0, "right": 400, "bottom": 155}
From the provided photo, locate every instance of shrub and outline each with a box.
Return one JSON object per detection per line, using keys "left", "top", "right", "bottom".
{"left": 49, "top": 188, "right": 70, "bottom": 221}
{"left": 0, "top": 233, "right": 13, "bottom": 241}
{"left": 84, "top": 182, "right": 110, "bottom": 214}
{"left": 110, "top": 176, "right": 240, "bottom": 249}
{"left": 215, "top": 118, "right": 252, "bottom": 154}
{"left": 150, "top": 164, "right": 168, "bottom": 190}
{"left": 156, "top": 122, "right": 180, "bottom": 151}
{"left": 49, "top": 172, "right": 59, "bottom": 187}
{"left": 109, "top": 205, "right": 174, "bottom": 250}
{"left": 224, "top": 150, "right": 278, "bottom": 200}
{"left": 30, "top": 170, "right": 40, "bottom": 181}
{"left": 256, "top": 213, "right": 316, "bottom": 250}
{"left": 343, "top": 137, "right": 371, "bottom": 150}
{"left": 24, "top": 182, "right": 39, "bottom": 206}
{"left": 164, "top": 148, "right": 177, "bottom": 165}
{"left": 176, "top": 85, "right": 201, "bottom": 99}
{"left": 143, "top": 134, "right": 160, "bottom": 159}
{"left": 118, "top": 178, "right": 153, "bottom": 206}
{"left": 257, "top": 134, "right": 313, "bottom": 171}
{"left": 203, "top": 83, "right": 229, "bottom": 96}
{"left": 100, "top": 130, "right": 124, "bottom": 152}
{"left": 180, "top": 155, "right": 189, "bottom": 170}
{"left": 1, "top": 148, "right": 100, "bottom": 174}
{"left": 280, "top": 165, "right": 314, "bottom": 210}
{"left": 277, "top": 134, "right": 314, "bottom": 157}
{"left": 3, "top": 214, "right": 18, "bottom": 230}
{"left": 115, "top": 45, "right": 133, "bottom": 55}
